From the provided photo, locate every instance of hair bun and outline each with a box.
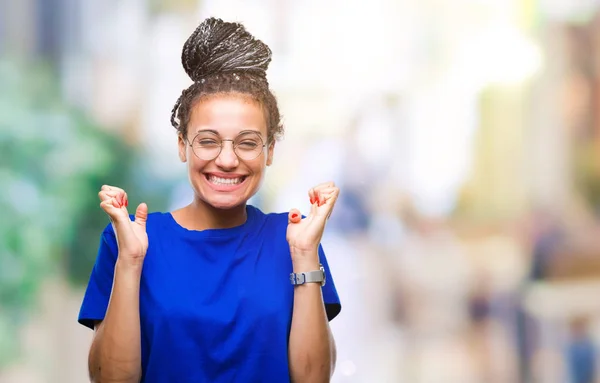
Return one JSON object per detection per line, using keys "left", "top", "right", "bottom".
{"left": 181, "top": 17, "right": 272, "bottom": 82}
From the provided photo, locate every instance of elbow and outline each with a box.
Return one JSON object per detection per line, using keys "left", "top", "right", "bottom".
{"left": 290, "top": 332, "right": 337, "bottom": 382}
{"left": 290, "top": 354, "right": 333, "bottom": 383}
{"left": 88, "top": 348, "right": 141, "bottom": 383}
{"left": 290, "top": 365, "right": 331, "bottom": 383}
{"left": 330, "top": 334, "right": 337, "bottom": 375}
{"left": 87, "top": 322, "right": 142, "bottom": 383}
{"left": 89, "top": 368, "right": 141, "bottom": 383}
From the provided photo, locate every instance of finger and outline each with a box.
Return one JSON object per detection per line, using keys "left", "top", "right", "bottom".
{"left": 134, "top": 203, "right": 148, "bottom": 228}
{"left": 100, "top": 197, "right": 127, "bottom": 221}
{"left": 100, "top": 185, "right": 128, "bottom": 206}
{"left": 312, "top": 181, "right": 336, "bottom": 192}
{"left": 99, "top": 190, "right": 122, "bottom": 199}
{"left": 315, "top": 187, "right": 338, "bottom": 206}
{"left": 315, "top": 188, "right": 340, "bottom": 219}
{"left": 315, "top": 189, "right": 334, "bottom": 207}
{"left": 288, "top": 209, "right": 302, "bottom": 224}
{"left": 100, "top": 190, "right": 128, "bottom": 208}
{"left": 99, "top": 197, "right": 115, "bottom": 211}
{"left": 98, "top": 190, "right": 111, "bottom": 202}
{"left": 323, "top": 188, "right": 340, "bottom": 219}
{"left": 98, "top": 191, "right": 121, "bottom": 208}
{"left": 99, "top": 190, "right": 126, "bottom": 205}
{"left": 308, "top": 188, "right": 317, "bottom": 205}
{"left": 310, "top": 199, "right": 319, "bottom": 217}
{"left": 309, "top": 182, "right": 336, "bottom": 204}
{"left": 101, "top": 185, "right": 126, "bottom": 194}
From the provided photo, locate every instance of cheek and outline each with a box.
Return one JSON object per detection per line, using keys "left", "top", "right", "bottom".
{"left": 187, "top": 156, "right": 206, "bottom": 173}
{"left": 249, "top": 160, "right": 267, "bottom": 175}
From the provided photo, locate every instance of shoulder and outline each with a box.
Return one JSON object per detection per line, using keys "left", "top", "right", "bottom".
{"left": 248, "top": 205, "right": 288, "bottom": 228}
{"left": 246, "top": 205, "right": 291, "bottom": 243}
{"left": 246, "top": 206, "right": 291, "bottom": 254}
{"left": 146, "top": 211, "right": 171, "bottom": 226}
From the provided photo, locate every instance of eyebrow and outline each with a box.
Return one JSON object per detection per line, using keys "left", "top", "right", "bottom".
{"left": 194, "top": 129, "right": 219, "bottom": 135}
{"left": 193, "top": 129, "right": 263, "bottom": 136}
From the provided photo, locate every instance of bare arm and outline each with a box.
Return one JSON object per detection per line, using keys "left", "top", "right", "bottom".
{"left": 88, "top": 261, "right": 143, "bottom": 383}
{"left": 286, "top": 182, "right": 341, "bottom": 382}
{"left": 288, "top": 255, "right": 336, "bottom": 383}
{"left": 90, "top": 185, "right": 148, "bottom": 383}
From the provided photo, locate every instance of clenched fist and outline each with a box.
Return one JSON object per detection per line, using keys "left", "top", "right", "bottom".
{"left": 98, "top": 185, "right": 148, "bottom": 267}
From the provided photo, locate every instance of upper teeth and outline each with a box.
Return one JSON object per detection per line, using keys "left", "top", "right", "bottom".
{"left": 209, "top": 176, "right": 242, "bottom": 185}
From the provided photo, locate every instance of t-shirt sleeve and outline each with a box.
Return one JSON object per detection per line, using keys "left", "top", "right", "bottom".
{"left": 78, "top": 223, "right": 118, "bottom": 330}
{"left": 319, "top": 244, "right": 341, "bottom": 321}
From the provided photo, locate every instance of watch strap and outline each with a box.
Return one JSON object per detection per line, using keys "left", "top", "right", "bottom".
{"left": 290, "top": 264, "right": 326, "bottom": 286}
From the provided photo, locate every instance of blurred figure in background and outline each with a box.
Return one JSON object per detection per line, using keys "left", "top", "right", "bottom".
{"left": 566, "top": 316, "right": 597, "bottom": 383}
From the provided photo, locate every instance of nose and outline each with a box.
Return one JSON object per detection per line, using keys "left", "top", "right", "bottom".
{"left": 215, "top": 140, "right": 239, "bottom": 169}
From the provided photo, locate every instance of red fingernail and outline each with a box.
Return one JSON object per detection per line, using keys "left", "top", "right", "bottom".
{"left": 292, "top": 213, "right": 298, "bottom": 219}
{"left": 125, "top": 199, "right": 129, "bottom": 207}
{"left": 310, "top": 197, "right": 315, "bottom": 204}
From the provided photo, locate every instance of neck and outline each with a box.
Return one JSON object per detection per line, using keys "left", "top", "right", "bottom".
{"left": 178, "top": 198, "right": 247, "bottom": 231}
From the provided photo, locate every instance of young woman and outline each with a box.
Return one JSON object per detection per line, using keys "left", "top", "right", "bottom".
{"left": 78, "top": 17, "right": 341, "bottom": 383}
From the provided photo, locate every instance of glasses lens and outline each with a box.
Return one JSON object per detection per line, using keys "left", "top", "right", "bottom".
{"left": 234, "top": 132, "right": 264, "bottom": 161}
{"left": 191, "top": 132, "right": 221, "bottom": 160}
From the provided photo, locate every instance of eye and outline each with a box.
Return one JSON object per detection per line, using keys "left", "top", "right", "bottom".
{"left": 196, "top": 139, "right": 220, "bottom": 147}
{"left": 237, "top": 140, "right": 259, "bottom": 149}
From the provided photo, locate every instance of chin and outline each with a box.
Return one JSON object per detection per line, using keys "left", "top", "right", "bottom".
{"left": 202, "top": 193, "right": 248, "bottom": 210}
{"left": 207, "top": 200, "right": 244, "bottom": 210}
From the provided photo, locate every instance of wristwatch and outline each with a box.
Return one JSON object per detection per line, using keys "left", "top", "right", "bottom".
{"left": 290, "top": 264, "right": 326, "bottom": 286}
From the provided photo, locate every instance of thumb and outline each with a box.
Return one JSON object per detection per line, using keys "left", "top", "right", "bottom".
{"left": 288, "top": 208, "right": 302, "bottom": 224}
{"left": 135, "top": 203, "right": 148, "bottom": 227}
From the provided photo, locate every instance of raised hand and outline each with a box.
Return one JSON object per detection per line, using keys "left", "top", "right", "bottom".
{"left": 286, "top": 182, "right": 340, "bottom": 258}
{"left": 98, "top": 185, "right": 148, "bottom": 267}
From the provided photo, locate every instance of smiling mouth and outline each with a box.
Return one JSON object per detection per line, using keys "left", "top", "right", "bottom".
{"left": 206, "top": 174, "right": 247, "bottom": 186}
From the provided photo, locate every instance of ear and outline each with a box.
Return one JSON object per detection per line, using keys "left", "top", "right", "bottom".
{"left": 266, "top": 140, "right": 275, "bottom": 166}
{"left": 178, "top": 134, "right": 187, "bottom": 163}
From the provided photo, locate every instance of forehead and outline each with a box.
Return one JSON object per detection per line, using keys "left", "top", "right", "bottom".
{"left": 188, "top": 94, "right": 267, "bottom": 137}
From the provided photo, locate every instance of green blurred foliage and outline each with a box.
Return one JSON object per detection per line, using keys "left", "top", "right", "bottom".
{"left": 0, "top": 58, "right": 171, "bottom": 367}
{"left": 149, "top": 0, "right": 199, "bottom": 14}
{"left": 574, "top": 141, "right": 600, "bottom": 212}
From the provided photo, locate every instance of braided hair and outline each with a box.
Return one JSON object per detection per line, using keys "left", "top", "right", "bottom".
{"left": 171, "top": 18, "right": 283, "bottom": 143}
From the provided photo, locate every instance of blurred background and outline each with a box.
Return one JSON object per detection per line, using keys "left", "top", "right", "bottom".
{"left": 2, "top": 0, "right": 600, "bottom": 382}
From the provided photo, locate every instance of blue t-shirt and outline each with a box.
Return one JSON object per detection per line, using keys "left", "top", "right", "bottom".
{"left": 78, "top": 205, "right": 341, "bottom": 382}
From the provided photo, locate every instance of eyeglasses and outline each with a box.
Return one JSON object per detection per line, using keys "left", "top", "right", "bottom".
{"left": 188, "top": 131, "right": 266, "bottom": 161}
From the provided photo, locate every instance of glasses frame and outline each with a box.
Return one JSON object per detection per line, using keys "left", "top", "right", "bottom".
{"left": 187, "top": 131, "right": 267, "bottom": 161}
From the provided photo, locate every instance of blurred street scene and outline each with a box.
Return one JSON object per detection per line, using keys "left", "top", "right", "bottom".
{"left": 2, "top": 0, "right": 600, "bottom": 382}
